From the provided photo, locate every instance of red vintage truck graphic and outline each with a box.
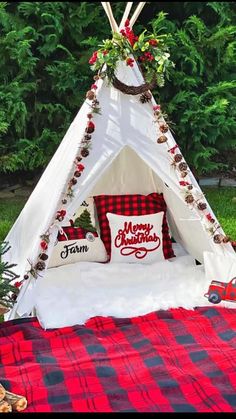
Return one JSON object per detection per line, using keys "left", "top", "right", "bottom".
{"left": 204, "top": 277, "right": 236, "bottom": 304}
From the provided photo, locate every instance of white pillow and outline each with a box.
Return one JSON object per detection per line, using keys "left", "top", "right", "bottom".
{"left": 107, "top": 212, "right": 165, "bottom": 264}
{"left": 48, "top": 236, "right": 108, "bottom": 268}
{"left": 48, "top": 198, "right": 108, "bottom": 267}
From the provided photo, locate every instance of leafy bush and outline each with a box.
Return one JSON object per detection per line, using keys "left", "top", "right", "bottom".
{"left": 150, "top": 3, "right": 236, "bottom": 175}
{"left": 0, "top": 2, "right": 235, "bottom": 177}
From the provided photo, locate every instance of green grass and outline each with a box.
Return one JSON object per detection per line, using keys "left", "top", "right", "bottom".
{"left": 202, "top": 187, "right": 236, "bottom": 240}
{"left": 0, "top": 187, "right": 235, "bottom": 241}
{"left": 0, "top": 197, "right": 27, "bottom": 241}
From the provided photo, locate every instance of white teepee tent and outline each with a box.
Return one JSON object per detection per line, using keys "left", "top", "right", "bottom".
{"left": 3, "top": 2, "right": 235, "bottom": 320}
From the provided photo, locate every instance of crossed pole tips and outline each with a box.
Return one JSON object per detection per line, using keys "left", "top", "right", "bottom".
{"left": 101, "top": 2, "right": 146, "bottom": 32}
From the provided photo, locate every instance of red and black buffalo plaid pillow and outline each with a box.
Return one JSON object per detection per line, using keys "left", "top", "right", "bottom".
{"left": 93, "top": 193, "right": 175, "bottom": 259}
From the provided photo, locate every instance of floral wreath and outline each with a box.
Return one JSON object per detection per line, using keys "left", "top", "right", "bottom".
{"left": 89, "top": 19, "right": 174, "bottom": 96}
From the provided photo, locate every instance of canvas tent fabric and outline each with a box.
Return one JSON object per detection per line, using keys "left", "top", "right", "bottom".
{"left": 3, "top": 2, "right": 235, "bottom": 321}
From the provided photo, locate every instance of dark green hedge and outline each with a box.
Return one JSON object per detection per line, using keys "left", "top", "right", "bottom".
{"left": 0, "top": 2, "right": 235, "bottom": 178}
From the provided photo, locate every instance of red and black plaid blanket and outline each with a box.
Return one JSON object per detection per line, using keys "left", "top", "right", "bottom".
{"left": 1, "top": 307, "right": 236, "bottom": 412}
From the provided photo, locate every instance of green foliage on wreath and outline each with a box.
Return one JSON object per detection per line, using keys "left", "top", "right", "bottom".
{"left": 89, "top": 22, "right": 174, "bottom": 87}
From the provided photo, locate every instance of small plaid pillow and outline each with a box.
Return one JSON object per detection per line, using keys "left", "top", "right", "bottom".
{"left": 94, "top": 193, "right": 175, "bottom": 259}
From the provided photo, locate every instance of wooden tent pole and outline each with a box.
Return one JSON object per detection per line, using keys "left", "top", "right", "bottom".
{"left": 129, "top": 2, "right": 146, "bottom": 29}
{"left": 101, "top": 2, "right": 119, "bottom": 32}
{"left": 119, "top": 2, "right": 133, "bottom": 30}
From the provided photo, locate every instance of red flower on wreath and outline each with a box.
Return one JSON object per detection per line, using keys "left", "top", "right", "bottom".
{"left": 89, "top": 51, "right": 98, "bottom": 65}
{"left": 149, "top": 39, "right": 159, "bottom": 47}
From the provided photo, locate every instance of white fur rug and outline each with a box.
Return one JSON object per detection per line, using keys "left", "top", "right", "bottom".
{"left": 35, "top": 252, "right": 213, "bottom": 329}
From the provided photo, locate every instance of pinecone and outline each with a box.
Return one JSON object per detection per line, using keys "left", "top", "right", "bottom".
{"left": 180, "top": 171, "right": 188, "bottom": 178}
{"left": 197, "top": 202, "right": 207, "bottom": 211}
{"left": 39, "top": 253, "right": 48, "bottom": 261}
{"left": 70, "top": 178, "right": 77, "bottom": 186}
{"left": 187, "top": 185, "right": 193, "bottom": 190}
{"left": 178, "top": 162, "right": 188, "bottom": 172}
{"left": 87, "top": 113, "right": 93, "bottom": 119}
{"left": 159, "top": 122, "right": 169, "bottom": 133}
{"left": 35, "top": 261, "right": 46, "bottom": 271}
{"left": 81, "top": 148, "right": 89, "bottom": 158}
{"left": 74, "top": 171, "right": 81, "bottom": 178}
{"left": 223, "top": 236, "right": 230, "bottom": 243}
{"left": 174, "top": 154, "right": 183, "bottom": 163}
{"left": 185, "top": 194, "right": 195, "bottom": 204}
{"left": 93, "top": 74, "right": 100, "bottom": 81}
{"left": 157, "top": 135, "right": 168, "bottom": 144}
{"left": 213, "top": 234, "right": 223, "bottom": 244}
{"left": 86, "top": 90, "right": 95, "bottom": 100}
{"left": 62, "top": 199, "right": 67, "bottom": 205}
{"left": 76, "top": 156, "right": 82, "bottom": 162}
{"left": 140, "top": 91, "right": 152, "bottom": 103}
{"left": 85, "top": 126, "right": 94, "bottom": 134}
{"left": 84, "top": 134, "right": 92, "bottom": 141}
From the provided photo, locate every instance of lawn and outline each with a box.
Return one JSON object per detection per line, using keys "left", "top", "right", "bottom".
{"left": 0, "top": 187, "right": 235, "bottom": 241}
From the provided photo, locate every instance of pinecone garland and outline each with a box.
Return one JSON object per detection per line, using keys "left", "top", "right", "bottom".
{"left": 62, "top": 199, "right": 67, "bottom": 205}
{"left": 159, "top": 122, "right": 169, "bottom": 133}
{"left": 140, "top": 92, "right": 152, "bottom": 103}
{"left": 74, "top": 171, "right": 81, "bottom": 178}
{"left": 180, "top": 171, "right": 188, "bottom": 178}
{"left": 76, "top": 156, "right": 82, "bottom": 162}
{"left": 174, "top": 154, "right": 183, "bottom": 163}
{"left": 178, "top": 162, "right": 188, "bottom": 172}
{"left": 187, "top": 185, "right": 193, "bottom": 190}
{"left": 197, "top": 202, "right": 207, "bottom": 211}
{"left": 185, "top": 194, "right": 195, "bottom": 204}
{"left": 35, "top": 261, "right": 46, "bottom": 271}
{"left": 81, "top": 148, "right": 89, "bottom": 158}
{"left": 157, "top": 135, "right": 168, "bottom": 144}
